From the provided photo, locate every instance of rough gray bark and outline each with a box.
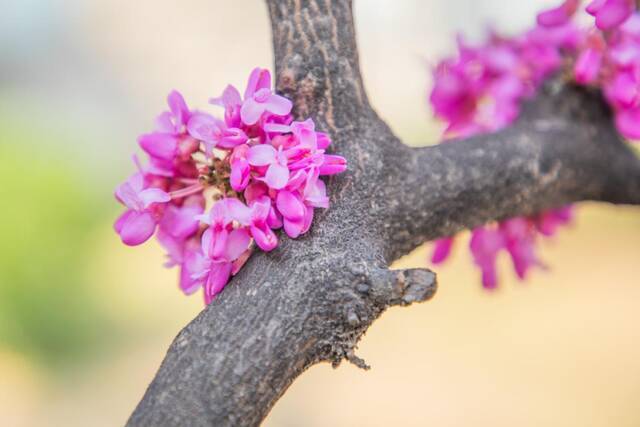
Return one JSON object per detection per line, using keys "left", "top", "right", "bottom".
{"left": 128, "top": 1, "right": 640, "bottom": 426}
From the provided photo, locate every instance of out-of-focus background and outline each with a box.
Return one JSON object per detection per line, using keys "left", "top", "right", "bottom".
{"left": 1, "top": 1, "right": 639, "bottom": 426}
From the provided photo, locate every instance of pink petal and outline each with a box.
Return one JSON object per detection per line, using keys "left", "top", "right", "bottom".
{"left": 223, "top": 198, "right": 252, "bottom": 225}
{"left": 247, "top": 144, "right": 277, "bottom": 166}
{"left": 574, "top": 48, "right": 602, "bottom": 84}
{"left": 114, "top": 210, "right": 134, "bottom": 234}
{"left": 301, "top": 206, "right": 314, "bottom": 234}
{"left": 205, "top": 262, "right": 233, "bottom": 303}
{"left": 244, "top": 182, "right": 269, "bottom": 205}
{"left": 616, "top": 107, "right": 640, "bottom": 139}
{"left": 265, "top": 94, "right": 293, "bottom": 116}
{"left": 225, "top": 228, "right": 251, "bottom": 261}
{"left": 160, "top": 204, "right": 203, "bottom": 239}
{"left": 319, "top": 155, "right": 347, "bottom": 175}
{"left": 244, "top": 68, "right": 271, "bottom": 99}
{"left": 593, "top": 0, "right": 633, "bottom": 30}
{"left": 431, "top": 238, "right": 454, "bottom": 264}
{"left": 222, "top": 84, "right": 242, "bottom": 106}
{"left": 187, "top": 113, "right": 222, "bottom": 143}
{"left": 265, "top": 163, "right": 290, "bottom": 190}
{"left": 240, "top": 98, "right": 265, "bottom": 125}
{"left": 283, "top": 216, "right": 305, "bottom": 239}
{"left": 115, "top": 182, "right": 141, "bottom": 210}
{"left": 119, "top": 211, "right": 157, "bottom": 246}
{"left": 586, "top": 0, "right": 607, "bottom": 14}
{"left": 218, "top": 128, "right": 248, "bottom": 149}
{"left": 316, "top": 132, "right": 331, "bottom": 149}
{"left": 263, "top": 123, "right": 292, "bottom": 133}
{"left": 168, "top": 90, "right": 190, "bottom": 127}
{"left": 138, "top": 132, "right": 178, "bottom": 160}
{"left": 180, "top": 249, "right": 207, "bottom": 295}
{"left": 537, "top": 0, "right": 579, "bottom": 27}
{"left": 250, "top": 224, "right": 278, "bottom": 252}
{"left": 230, "top": 159, "right": 250, "bottom": 192}
{"left": 138, "top": 188, "right": 171, "bottom": 209}
{"left": 276, "top": 190, "right": 305, "bottom": 221}
{"left": 156, "top": 229, "right": 184, "bottom": 267}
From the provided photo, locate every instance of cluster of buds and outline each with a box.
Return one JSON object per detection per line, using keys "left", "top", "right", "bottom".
{"left": 429, "top": 0, "right": 638, "bottom": 288}
{"left": 114, "top": 68, "right": 346, "bottom": 303}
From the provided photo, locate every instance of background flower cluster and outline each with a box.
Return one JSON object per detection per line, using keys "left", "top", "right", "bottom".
{"left": 429, "top": 0, "right": 638, "bottom": 288}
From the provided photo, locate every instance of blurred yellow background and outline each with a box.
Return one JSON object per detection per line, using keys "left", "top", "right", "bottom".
{"left": 1, "top": 1, "right": 638, "bottom": 426}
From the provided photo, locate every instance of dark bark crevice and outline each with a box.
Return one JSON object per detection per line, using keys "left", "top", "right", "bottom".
{"left": 127, "top": 1, "right": 640, "bottom": 426}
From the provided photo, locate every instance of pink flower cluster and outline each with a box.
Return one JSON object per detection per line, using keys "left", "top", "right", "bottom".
{"left": 114, "top": 68, "right": 346, "bottom": 303}
{"left": 429, "top": 0, "right": 640, "bottom": 288}
{"left": 538, "top": 0, "right": 640, "bottom": 138}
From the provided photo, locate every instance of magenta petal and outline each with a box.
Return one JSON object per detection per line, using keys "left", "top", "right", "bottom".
{"left": 138, "top": 132, "right": 178, "bottom": 160}
{"left": 536, "top": 0, "right": 579, "bottom": 27}
{"left": 316, "top": 132, "right": 331, "bottom": 149}
{"left": 116, "top": 182, "right": 140, "bottom": 210}
{"left": 283, "top": 216, "right": 305, "bottom": 239}
{"left": 301, "top": 206, "right": 314, "bottom": 234}
{"left": 139, "top": 188, "right": 171, "bottom": 209}
{"left": 265, "top": 163, "right": 290, "bottom": 190}
{"left": 168, "top": 90, "right": 189, "bottom": 127}
{"left": 574, "top": 48, "right": 602, "bottom": 84}
{"left": 319, "top": 155, "right": 347, "bottom": 175}
{"left": 187, "top": 113, "right": 222, "bottom": 143}
{"left": 431, "top": 237, "right": 454, "bottom": 264}
{"left": 616, "top": 108, "right": 640, "bottom": 139}
{"left": 586, "top": 0, "right": 607, "bottom": 14}
{"left": 263, "top": 123, "right": 292, "bottom": 133}
{"left": 180, "top": 250, "right": 207, "bottom": 295}
{"left": 251, "top": 225, "right": 278, "bottom": 252}
{"left": 225, "top": 228, "right": 251, "bottom": 261}
{"left": 594, "top": 0, "right": 633, "bottom": 30}
{"left": 114, "top": 210, "right": 134, "bottom": 234}
{"left": 265, "top": 94, "right": 293, "bottom": 116}
{"left": 247, "top": 144, "right": 277, "bottom": 166}
{"left": 222, "top": 84, "right": 242, "bottom": 106}
{"left": 230, "top": 159, "right": 250, "bottom": 192}
{"left": 119, "top": 211, "right": 157, "bottom": 246}
{"left": 160, "top": 204, "right": 202, "bottom": 239}
{"left": 276, "top": 190, "right": 305, "bottom": 221}
{"left": 244, "top": 67, "right": 271, "bottom": 99}
{"left": 205, "top": 262, "right": 233, "bottom": 303}
{"left": 240, "top": 98, "right": 265, "bottom": 125}
{"left": 222, "top": 198, "right": 252, "bottom": 225}
{"left": 156, "top": 229, "right": 184, "bottom": 266}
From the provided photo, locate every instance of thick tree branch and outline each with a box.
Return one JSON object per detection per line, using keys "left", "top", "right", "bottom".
{"left": 128, "top": 1, "right": 640, "bottom": 426}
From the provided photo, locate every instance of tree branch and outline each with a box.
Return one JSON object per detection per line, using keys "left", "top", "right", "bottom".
{"left": 127, "top": 1, "right": 640, "bottom": 426}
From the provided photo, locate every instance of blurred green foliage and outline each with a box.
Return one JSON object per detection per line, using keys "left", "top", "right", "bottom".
{"left": 0, "top": 124, "right": 110, "bottom": 370}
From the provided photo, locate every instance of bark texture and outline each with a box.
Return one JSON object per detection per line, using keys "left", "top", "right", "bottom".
{"left": 128, "top": 1, "right": 640, "bottom": 426}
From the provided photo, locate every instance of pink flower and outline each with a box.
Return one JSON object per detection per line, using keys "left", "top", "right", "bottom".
{"left": 114, "top": 173, "right": 171, "bottom": 246}
{"left": 247, "top": 144, "right": 290, "bottom": 189}
{"left": 431, "top": 237, "right": 454, "bottom": 264}
{"left": 209, "top": 84, "right": 243, "bottom": 127}
{"left": 139, "top": 91, "right": 197, "bottom": 162}
{"left": 536, "top": 206, "right": 573, "bottom": 236}
{"left": 187, "top": 112, "right": 247, "bottom": 153}
{"left": 615, "top": 106, "right": 640, "bottom": 138}
{"left": 574, "top": 46, "right": 603, "bottom": 83}
{"left": 586, "top": 0, "right": 634, "bottom": 31}
{"left": 500, "top": 218, "right": 541, "bottom": 279}
{"left": 159, "top": 195, "right": 205, "bottom": 240}
{"left": 469, "top": 227, "right": 504, "bottom": 289}
{"left": 537, "top": 0, "right": 581, "bottom": 27}
{"left": 240, "top": 68, "right": 292, "bottom": 125}
{"left": 229, "top": 144, "right": 251, "bottom": 191}
{"left": 199, "top": 226, "right": 251, "bottom": 303}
